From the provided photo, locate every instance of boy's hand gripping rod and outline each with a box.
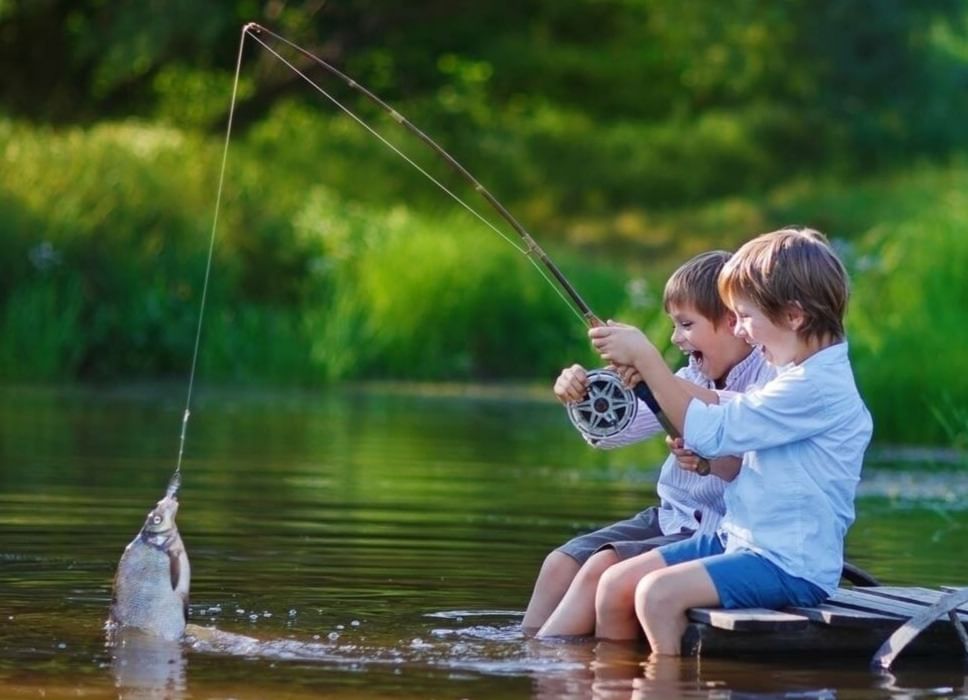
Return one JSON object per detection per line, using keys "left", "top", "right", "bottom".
{"left": 240, "top": 23, "right": 711, "bottom": 476}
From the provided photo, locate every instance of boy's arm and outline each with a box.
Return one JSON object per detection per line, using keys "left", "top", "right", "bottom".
{"left": 675, "top": 376, "right": 719, "bottom": 403}
{"left": 590, "top": 322, "right": 715, "bottom": 434}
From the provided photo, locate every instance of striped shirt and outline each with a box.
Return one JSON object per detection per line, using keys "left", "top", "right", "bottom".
{"left": 587, "top": 349, "right": 774, "bottom": 536}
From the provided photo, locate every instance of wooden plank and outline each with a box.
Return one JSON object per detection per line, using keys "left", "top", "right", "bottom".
{"left": 860, "top": 586, "right": 968, "bottom": 619}
{"left": 687, "top": 607, "right": 809, "bottom": 631}
{"left": 784, "top": 602, "right": 903, "bottom": 628}
{"left": 828, "top": 588, "right": 941, "bottom": 618}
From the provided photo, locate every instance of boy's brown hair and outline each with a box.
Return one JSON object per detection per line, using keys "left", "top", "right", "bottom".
{"left": 717, "top": 227, "right": 848, "bottom": 342}
{"left": 663, "top": 250, "right": 732, "bottom": 327}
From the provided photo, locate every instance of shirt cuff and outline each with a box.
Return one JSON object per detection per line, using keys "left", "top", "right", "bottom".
{"left": 683, "top": 398, "right": 723, "bottom": 457}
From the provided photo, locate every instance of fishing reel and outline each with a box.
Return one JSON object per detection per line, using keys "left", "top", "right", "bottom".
{"left": 566, "top": 368, "right": 638, "bottom": 440}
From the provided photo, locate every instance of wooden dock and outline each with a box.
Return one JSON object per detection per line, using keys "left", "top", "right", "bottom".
{"left": 685, "top": 585, "right": 968, "bottom": 668}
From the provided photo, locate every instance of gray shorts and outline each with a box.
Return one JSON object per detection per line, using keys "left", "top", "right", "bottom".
{"left": 556, "top": 506, "right": 691, "bottom": 564}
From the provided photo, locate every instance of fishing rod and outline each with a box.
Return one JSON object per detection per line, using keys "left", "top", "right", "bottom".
{"left": 235, "top": 22, "right": 710, "bottom": 475}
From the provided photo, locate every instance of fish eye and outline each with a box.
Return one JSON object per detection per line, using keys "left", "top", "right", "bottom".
{"left": 152, "top": 515, "right": 163, "bottom": 525}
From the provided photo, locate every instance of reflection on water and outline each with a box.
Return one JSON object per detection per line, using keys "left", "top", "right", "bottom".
{"left": 0, "top": 383, "right": 967, "bottom": 700}
{"left": 110, "top": 631, "right": 186, "bottom": 700}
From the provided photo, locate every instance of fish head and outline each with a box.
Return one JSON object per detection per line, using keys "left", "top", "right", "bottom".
{"left": 142, "top": 494, "right": 179, "bottom": 537}
{"left": 140, "top": 471, "right": 181, "bottom": 539}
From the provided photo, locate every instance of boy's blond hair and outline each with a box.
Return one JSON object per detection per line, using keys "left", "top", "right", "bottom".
{"left": 717, "top": 227, "right": 848, "bottom": 342}
{"left": 663, "top": 250, "right": 732, "bottom": 327}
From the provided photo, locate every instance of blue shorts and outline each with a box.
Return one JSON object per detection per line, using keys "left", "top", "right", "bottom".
{"left": 657, "top": 534, "right": 827, "bottom": 609}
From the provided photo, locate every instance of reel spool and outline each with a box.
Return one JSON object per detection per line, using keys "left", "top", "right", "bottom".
{"left": 566, "top": 368, "right": 638, "bottom": 440}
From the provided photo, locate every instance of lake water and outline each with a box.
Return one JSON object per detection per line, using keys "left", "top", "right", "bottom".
{"left": 0, "top": 383, "right": 966, "bottom": 699}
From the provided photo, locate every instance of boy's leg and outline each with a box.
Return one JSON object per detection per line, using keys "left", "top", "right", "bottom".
{"left": 634, "top": 560, "right": 719, "bottom": 655}
{"left": 525, "top": 507, "right": 666, "bottom": 633}
{"left": 536, "top": 548, "right": 620, "bottom": 637}
{"left": 594, "top": 549, "right": 668, "bottom": 640}
{"left": 596, "top": 533, "right": 722, "bottom": 642}
{"left": 522, "top": 551, "right": 580, "bottom": 632}
{"left": 634, "top": 550, "right": 828, "bottom": 656}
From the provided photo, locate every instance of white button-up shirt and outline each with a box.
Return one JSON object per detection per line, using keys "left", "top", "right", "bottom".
{"left": 590, "top": 348, "right": 774, "bottom": 537}
{"left": 684, "top": 342, "right": 872, "bottom": 594}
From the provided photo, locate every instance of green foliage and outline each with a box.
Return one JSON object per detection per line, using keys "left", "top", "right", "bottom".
{"left": 0, "top": 119, "right": 227, "bottom": 378}
{"left": 0, "top": 118, "right": 635, "bottom": 385}
{"left": 3, "top": 1, "right": 966, "bottom": 205}
{"left": 0, "top": 275, "right": 85, "bottom": 380}
{"left": 5, "top": 115, "right": 968, "bottom": 448}
{"left": 1, "top": 0, "right": 968, "bottom": 449}
{"left": 845, "top": 167, "right": 968, "bottom": 444}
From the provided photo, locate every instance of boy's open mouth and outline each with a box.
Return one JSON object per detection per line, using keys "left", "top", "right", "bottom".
{"left": 690, "top": 349, "right": 704, "bottom": 366}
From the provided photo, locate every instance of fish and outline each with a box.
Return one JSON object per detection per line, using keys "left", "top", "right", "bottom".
{"left": 107, "top": 472, "right": 191, "bottom": 642}
{"left": 104, "top": 471, "right": 342, "bottom": 666}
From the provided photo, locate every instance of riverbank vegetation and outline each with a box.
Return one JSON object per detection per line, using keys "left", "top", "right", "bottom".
{"left": 1, "top": 1, "right": 966, "bottom": 446}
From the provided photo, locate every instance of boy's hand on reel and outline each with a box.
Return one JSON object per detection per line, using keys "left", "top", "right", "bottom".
{"left": 553, "top": 364, "right": 589, "bottom": 404}
{"left": 611, "top": 363, "right": 643, "bottom": 389}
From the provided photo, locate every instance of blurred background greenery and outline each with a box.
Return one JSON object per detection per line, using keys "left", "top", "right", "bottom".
{"left": 1, "top": 0, "right": 967, "bottom": 446}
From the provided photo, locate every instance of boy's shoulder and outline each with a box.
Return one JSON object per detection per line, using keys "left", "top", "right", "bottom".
{"left": 767, "top": 343, "right": 867, "bottom": 409}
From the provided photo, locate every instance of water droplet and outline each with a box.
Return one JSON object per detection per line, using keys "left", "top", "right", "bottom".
{"left": 327, "top": 631, "right": 340, "bottom": 641}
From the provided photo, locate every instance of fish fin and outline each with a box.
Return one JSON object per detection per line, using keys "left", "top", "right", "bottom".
{"left": 169, "top": 549, "right": 181, "bottom": 590}
{"left": 168, "top": 538, "right": 191, "bottom": 602}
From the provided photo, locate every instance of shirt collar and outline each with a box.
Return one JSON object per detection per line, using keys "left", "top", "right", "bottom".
{"left": 778, "top": 340, "right": 849, "bottom": 373}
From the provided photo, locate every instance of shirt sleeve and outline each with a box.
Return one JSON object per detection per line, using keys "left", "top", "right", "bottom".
{"left": 683, "top": 368, "right": 834, "bottom": 457}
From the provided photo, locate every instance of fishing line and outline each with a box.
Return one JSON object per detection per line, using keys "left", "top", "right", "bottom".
{"left": 173, "top": 24, "right": 249, "bottom": 477}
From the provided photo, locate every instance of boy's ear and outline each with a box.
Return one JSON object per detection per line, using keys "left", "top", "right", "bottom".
{"left": 723, "top": 310, "right": 738, "bottom": 329}
{"left": 785, "top": 302, "right": 806, "bottom": 331}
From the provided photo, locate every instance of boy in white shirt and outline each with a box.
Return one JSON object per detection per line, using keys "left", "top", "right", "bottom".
{"left": 524, "top": 251, "right": 774, "bottom": 634}
{"left": 563, "top": 227, "right": 872, "bottom": 654}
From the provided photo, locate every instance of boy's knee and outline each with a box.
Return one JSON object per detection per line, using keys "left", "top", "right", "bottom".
{"left": 539, "top": 550, "right": 577, "bottom": 579}
{"left": 582, "top": 549, "right": 619, "bottom": 579}
{"left": 634, "top": 571, "right": 680, "bottom": 619}
{"left": 595, "top": 564, "right": 633, "bottom": 616}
